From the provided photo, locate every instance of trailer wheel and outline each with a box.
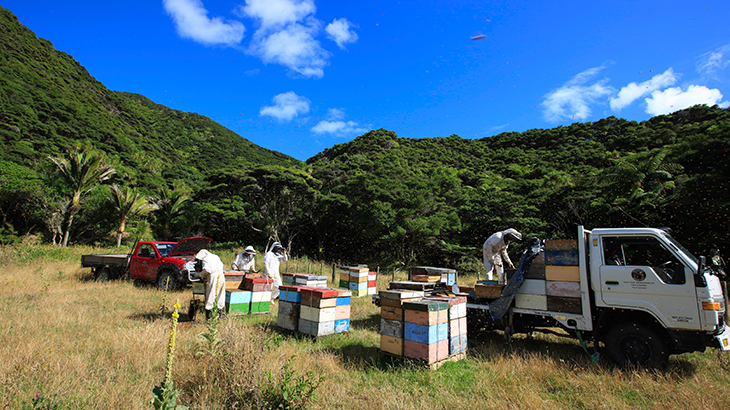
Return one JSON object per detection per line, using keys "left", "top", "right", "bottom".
{"left": 605, "top": 322, "right": 668, "bottom": 369}
{"left": 157, "top": 269, "right": 179, "bottom": 292}
{"left": 95, "top": 268, "right": 111, "bottom": 283}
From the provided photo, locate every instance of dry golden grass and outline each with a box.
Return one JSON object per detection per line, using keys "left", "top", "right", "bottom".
{"left": 1, "top": 246, "right": 729, "bottom": 409}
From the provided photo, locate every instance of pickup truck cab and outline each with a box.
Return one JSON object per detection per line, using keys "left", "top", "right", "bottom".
{"left": 81, "top": 236, "right": 212, "bottom": 291}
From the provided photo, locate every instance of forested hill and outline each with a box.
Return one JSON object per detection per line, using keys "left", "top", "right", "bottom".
{"left": 0, "top": 6, "right": 299, "bottom": 189}
{"left": 2, "top": 6, "right": 729, "bottom": 267}
{"left": 304, "top": 108, "right": 730, "bottom": 264}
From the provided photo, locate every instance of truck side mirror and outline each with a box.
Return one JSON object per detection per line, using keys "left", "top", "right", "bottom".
{"left": 695, "top": 256, "right": 707, "bottom": 287}
{"left": 697, "top": 256, "right": 705, "bottom": 276}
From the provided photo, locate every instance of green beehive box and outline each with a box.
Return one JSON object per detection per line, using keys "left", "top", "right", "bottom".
{"left": 402, "top": 300, "right": 449, "bottom": 312}
{"left": 226, "top": 303, "right": 250, "bottom": 315}
{"left": 250, "top": 301, "right": 270, "bottom": 313}
{"left": 339, "top": 280, "right": 349, "bottom": 289}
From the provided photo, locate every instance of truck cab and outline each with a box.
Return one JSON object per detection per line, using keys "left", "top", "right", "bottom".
{"left": 587, "top": 227, "right": 728, "bottom": 365}
{"left": 128, "top": 237, "right": 212, "bottom": 291}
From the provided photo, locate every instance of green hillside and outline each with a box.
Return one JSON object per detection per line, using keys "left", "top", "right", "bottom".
{"left": 0, "top": 6, "right": 299, "bottom": 189}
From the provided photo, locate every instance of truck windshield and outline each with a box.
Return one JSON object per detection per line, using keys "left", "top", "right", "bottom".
{"left": 662, "top": 233, "right": 698, "bottom": 264}
{"left": 155, "top": 243, "right": 177, "bottom": 257}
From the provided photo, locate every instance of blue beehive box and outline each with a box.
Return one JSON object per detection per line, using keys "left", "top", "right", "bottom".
{"left": 545, "top": 250, "right": 579, "bottom": 266}
{"left": 449, "top": 334, "right": 467, "bottom": 354}
{"left": 349, "top": 281, "right": 367, "bottom": 291}
{"left": 336, "top": 296, "right": 351, "bottom": 306}
{"left": 335, "top": 318, "right": 349, "bottom": 333}
{"left": 225, "top": 290, "right": 252, "bottom": 304}
{"left": 404, "top": 322, "right": 448, "bottom": 344}
{"left": 284, "top": 290, "right": 302, "bottom": 303}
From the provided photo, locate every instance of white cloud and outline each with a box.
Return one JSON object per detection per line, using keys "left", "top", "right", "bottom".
{"left": 610, "top": 68, "right": 677, "bottom": 111}
{"left": 311, "top": 108, "right": 367, "bottom": 136}
{"left": 645, "top": 85, "right": 729, "bottom": 115}
{"left": 697, "top": 43, "right": 730, "bottom": 78}
{"left": 260, "top": 91, "right": 310, "bottom": 121}
{"left": 325, "top": 18, "right": 358, "bottom": 49}
{"left": 541, "top": 66, "right": 614, "bottom": 122}
{"left": 163, "top": 0, "right": 245, "bottom": 46}
{"left": 237, "top": 0, "right": 315, "bottom": 29}
{"left": 249, "top": 21, "right": 329, "bottom": 78}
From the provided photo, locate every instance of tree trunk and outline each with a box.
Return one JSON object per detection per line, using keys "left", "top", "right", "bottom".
{"left": 116, "top": 218, "right": 126, "bottom": 248}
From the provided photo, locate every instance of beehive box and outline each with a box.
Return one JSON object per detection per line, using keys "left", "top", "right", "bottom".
{"left": 225, "top": 290, "right": 252, "bottom": 315}
{"left": 515, "top": 279, "right": 547, "bottom": 295}
{"left": 409, "top": 266, "right": 456, "bottom": 285}
{"left": 545, "top": 265, "right": 581, "bottom": 282}
{"left": 277, "top": 300, "right": 300, "bottom": 331}
{"left": 250, "top": 290, "right": 272, "bottom": 313}
{"left": 514, "top": 293, "right": 548, "bottom": 310}
{"left": 242, "top": 276, "right": 274, "bottom": 292}
{"left": 381, "top": 334, "right": 404, "bottom": 356}
{"left": 475, "top": 281, "right": 503, "bottom": 298}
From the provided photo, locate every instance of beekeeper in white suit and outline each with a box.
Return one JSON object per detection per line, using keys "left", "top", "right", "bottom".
{"left": 232, "top": 245, "right": 257, "bottom": 273}
{"left": 483, "top": 228, "right": 522, "bottom": 284}
{"left": 264, "top": 242, "right": 287, "bottom": 299}
{"left": 194, "top": 249, "right": 226, "bottom": 320}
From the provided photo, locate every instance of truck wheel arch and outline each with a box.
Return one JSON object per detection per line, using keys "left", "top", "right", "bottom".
{"left": 157, "top": 264, "right": 183, "bottom": 291}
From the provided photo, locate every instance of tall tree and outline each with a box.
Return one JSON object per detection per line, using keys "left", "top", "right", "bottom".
{"left": 108, "top": 184, "right": 156, "bottom": 247}
{"left": 49, "top": 149, "right": 116, "bottom": 246}
{"left": 151, "top": 186, "right": 191, "bottom": 241}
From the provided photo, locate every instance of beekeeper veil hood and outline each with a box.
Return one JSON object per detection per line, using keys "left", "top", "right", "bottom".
{"left": 503, "top": 228, "right": 522, "bottom": 242}
{"left": 244, "top": 246, "right": 256, "bottom": 255}
{"left": 268, "top": 242, "right": 285, "bottom": 254}
{"left": 195, "top": 249, "right": 211, "bottom": 260}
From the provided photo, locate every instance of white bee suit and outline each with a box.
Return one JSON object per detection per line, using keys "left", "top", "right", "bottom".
{"left": 196, "top": 249, "right": 225, "bottom": 311}
{"left": 483, "top": 228, "right": 521, "bottom": 284}
{"left": 232, "top": 246, "right": 256, "bottom": 272}
{"left": 264, "top": 242, "right": 287, "bottom": 299}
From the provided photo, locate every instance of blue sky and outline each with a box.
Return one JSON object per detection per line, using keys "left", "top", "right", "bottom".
{"left": 4, "top": 0, "right": 730, "bottom": 161}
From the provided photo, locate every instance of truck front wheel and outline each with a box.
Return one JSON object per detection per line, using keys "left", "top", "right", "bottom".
{"left": 157, "top": 269, "right": 179, "bottom": 292}
{"left": 605, "top": 322, "right": 668, "bottom": 368}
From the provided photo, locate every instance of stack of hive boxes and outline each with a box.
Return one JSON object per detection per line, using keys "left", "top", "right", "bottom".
{"left": 242, "top": 276, "right": 274, "bottom": 314}
{"left": 511, "top": 239, "right": 581, "bottom": 314}
{"left": 410, "top": 266, "right": 457, "bottom": 286}
{"left": 299, "top": 288, "right": 352, "bottom": 336}
{"left": 544, "top": 240, "right": 581, "bottom": 314}
{"left": 425, "top": 296, "right": 468, "bottom": 355}
{"left": 378, "top": 290, "right": 425, "bottom": 357}
{"left": 339, "top": 265, "right": 375, "bottom": 297}
{"left": 278, "top": 286, "right": 351, "bottom": 336}
{"left": 403, "top": 299, "right": 449, "bottom": 364}
{"left": 223, "top": 271, "right": 250, "bottom": 316}
{"left": 277, "top": 285, "right": 303, "bottom": 331}
{"left": 282, "top": 273, "right": 328, "bottom": 288}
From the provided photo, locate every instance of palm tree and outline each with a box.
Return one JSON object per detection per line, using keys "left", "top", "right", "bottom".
{"left": 601, "top": 149, "right": 685, "bottom": 209}
{"left": 152, "top": 186, "right": 191, "bottom": 241}
{"left": 108, "top": 184, "right": 157, "bottom": 247}
{"left": 50, "top": 149, "right": 116, "bottom": 247}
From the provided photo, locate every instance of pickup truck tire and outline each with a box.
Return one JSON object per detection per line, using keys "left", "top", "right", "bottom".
{"left": 605, "top": 322, "right": 668, "bottom": 368}
{"left": 95, "top": 268, "right": 111, "bottom": 283}
{"left": 157, "top": 269, "right": 179, "bottom": 292}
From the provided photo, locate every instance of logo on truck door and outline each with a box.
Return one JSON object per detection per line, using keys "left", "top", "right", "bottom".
{"left": 631, "top": 269, "right": 646, "bottom": 281}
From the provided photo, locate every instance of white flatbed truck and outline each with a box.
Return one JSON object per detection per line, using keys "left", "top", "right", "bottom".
{"left": 466, "top": 226, "right": 730, "bottom": 368}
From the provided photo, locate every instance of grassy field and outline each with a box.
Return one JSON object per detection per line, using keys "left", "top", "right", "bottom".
{"left": 2, "top": 244, "right": 730, "bottom": 409}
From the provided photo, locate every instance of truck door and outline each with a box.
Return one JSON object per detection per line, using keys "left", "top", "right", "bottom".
{"left": 598, "top": 235, "right": 701, "bottom": 330}
{"left": 129, "top": 243, "right": 159, "bottom": 281}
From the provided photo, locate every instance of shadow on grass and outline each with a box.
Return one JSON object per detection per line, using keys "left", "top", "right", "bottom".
{"left": 468, "top": 328, "right": 699, "bottom": 378}
{"left": 350, "top": 312, "right": 380, "bottom": 332}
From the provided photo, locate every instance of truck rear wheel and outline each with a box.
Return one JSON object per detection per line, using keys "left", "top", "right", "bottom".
{"left": 605, "top": 322, "right": 668, "bottom": 368}
{"left": 95, "top": 268, "right": 111, "bottom": 283}
{"left": 157, "top": 269, "right": 179, "bottom": 292}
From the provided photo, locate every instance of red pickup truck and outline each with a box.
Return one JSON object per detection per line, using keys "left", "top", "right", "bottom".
{"left": 81, "top": 237, "right": 212, "bottom": 291}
